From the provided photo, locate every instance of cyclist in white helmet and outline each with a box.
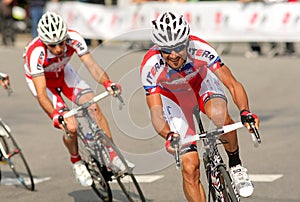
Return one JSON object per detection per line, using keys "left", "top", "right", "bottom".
{"left": 140, "top": 11, "right": 260, "bottom": 201}
{"left": 23, "top": 11, "right": 134, "bottom": 187}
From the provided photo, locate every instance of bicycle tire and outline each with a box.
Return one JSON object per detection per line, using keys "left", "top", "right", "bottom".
{"left": 77, "top": 132, "right": 112, "bottom": 202}
{"left": 95, "top": 130, "right": 146, "bottom": 202}
{"left": 216, "top": 165, "right": 239, "bottom": 202}
{"left": 89, "top": 160, "right": 113, "bottom": 202}
{"left": 95, "top": 129, "right": 129, "bottom": 174}
{"left": 203, "top": 157, "right": 218, "bottom": 202}
{"left": 0, "top": 123, "right": 34, "bottom": 191}
{"left": 116, "top": 173, "right": 146, "bottom": 202}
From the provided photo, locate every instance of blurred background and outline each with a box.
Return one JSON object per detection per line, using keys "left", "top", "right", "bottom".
{"left": 1, "top": 0, "right": 300, "bottom": 57}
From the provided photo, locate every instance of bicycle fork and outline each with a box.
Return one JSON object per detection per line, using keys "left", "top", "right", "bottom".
{"left": 204, "top": 144, "right": 228, "bottom": 202}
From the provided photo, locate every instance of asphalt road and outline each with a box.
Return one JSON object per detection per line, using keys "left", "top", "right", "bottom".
{"left": 0, "top": 36, "right": 300, "bottom": 202}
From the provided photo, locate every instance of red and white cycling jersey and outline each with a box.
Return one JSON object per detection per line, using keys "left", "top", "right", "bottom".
{"left": 140, "top": 35, "right": 226, "bottom": 139}
{"left": 24, "top": 29, "right": 88, "bottom": 79}
{"left": 23, "top": 30, "right": 91, "bottom": 109}
{"left": 140, "top": 35, "right": 225, "bottom": 108}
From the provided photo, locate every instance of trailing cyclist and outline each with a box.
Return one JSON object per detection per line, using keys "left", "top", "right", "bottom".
{"left": 140, "top": 11, "right": 260, "bottom": 201}
{"left": 23, "top": 11, "right": 134, "bottom": 187}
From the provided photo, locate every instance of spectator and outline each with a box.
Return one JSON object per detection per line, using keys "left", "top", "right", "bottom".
{"left": 28, "top": 0, "right": 58, "bottom": 39}
{"left": 0, "top": 0, "right": 15, "bottom": 46}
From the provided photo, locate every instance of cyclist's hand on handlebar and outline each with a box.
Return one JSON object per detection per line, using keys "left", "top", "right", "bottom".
{"left": 51, "top": 107, "right": 68, "bottom": 129}
{"left": 51, "top": 109, "right": 64, "bottom": 129}
{"left": 0, "top": 73, "right": 10, "bottom": 90}
{"left": 165, "top": 132, "right": 180, "bottom": 154}
{"left": 240, "top": 110, "right": 260, "bottom": 131}
{"left": 103, "top": 80, "right": 122, "bottom": 96}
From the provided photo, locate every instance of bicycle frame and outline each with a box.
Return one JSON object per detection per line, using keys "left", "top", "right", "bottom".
{"left": 60, "top": 90, "right": 146, "bottom": 202}
{"left": 172, "top": 106, "right": 261, "bottom": 202}
{"left": 62, "top": 91, "right": 129, "bottom": 173}
{"left": 201, "top": 129, "right": 240, "bottom": 202}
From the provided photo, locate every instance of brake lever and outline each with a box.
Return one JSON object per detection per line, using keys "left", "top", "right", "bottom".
{"left": 171, "top": 134, "right": 181, "bottom": 170}
{"left": 247, "top": 115, "right": 261, "bottom": 144}
{"left": 58, "top": 115, "right": 70, "bottom": 139}
{"left": 111, "top": 85, "right": 125, "bottom": 110}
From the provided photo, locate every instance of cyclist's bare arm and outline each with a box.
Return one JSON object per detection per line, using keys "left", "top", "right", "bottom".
{"left": 80, "top": 53, "right": 110, "bottom": 85}
{"left": 214, "top": 65, "right": 260, "bottom": 130}
{"left": 32, "top": 75, "right": 56, "bottom": 116}
{"left": 146, "top": 93, "right": 171, "bottom": 139}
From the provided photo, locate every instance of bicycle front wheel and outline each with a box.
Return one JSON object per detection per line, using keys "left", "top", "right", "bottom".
{"left": 215, "top": 165, "right": 239, "bottom": 202}
{"left": 0, "top": 124, "right": 34, "bottom": 191}
{"left": 95, "top": 130, "right": 145, "bottom": 201}
{"left": 116, "top": 173, "right": 146, "bottom": 202}
{"left": 88, "top": 160, "right": 113, "bottom": 202}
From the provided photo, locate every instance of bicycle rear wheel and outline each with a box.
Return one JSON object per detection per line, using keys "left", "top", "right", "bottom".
{"left": 77, "top": 133, "right": 112, "bottom": 202}
{"left": 0, "top": 123, "right": 34, "bottom": 191}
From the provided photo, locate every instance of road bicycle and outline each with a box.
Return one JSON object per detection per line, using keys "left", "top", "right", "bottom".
{"left": 58, "top": 89, "right": 145, "bottom": 202}
{"left": 0, "top": 75, "right": 34, "bottom": 191}
{"left": 173, "top": 106, "right": 261, "bottom": 202}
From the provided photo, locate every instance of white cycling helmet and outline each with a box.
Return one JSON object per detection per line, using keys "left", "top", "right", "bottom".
{"left": 37, "top": 11, "right": 68, "bottom": 44}
{"left": 151, "top": 11, "right": 190, "bottom": 48}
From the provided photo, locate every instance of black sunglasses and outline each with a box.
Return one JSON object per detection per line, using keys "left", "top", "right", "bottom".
{"left": 47, "top": 41, "right": 65, "bottom": 48}
{"left": 160, "top": 44, "right": 186, "bottom": 54}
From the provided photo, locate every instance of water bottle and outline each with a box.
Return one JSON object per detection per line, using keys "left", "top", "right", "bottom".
{"left": 85, "top": 132, "right": 95, "bottom": 154}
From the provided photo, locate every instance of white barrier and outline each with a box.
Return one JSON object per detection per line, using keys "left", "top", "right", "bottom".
{"left": 46, "top": 1, "right": 300, "bottom": 42}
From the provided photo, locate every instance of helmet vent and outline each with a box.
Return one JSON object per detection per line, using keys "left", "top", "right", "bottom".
{"left": 37, "top": 11, "right": 68, "bottom": 44}
{"left": 151, "top": 11, "right": 190, "bottom": 47}
{"left": 160, "top": 23, "right": 165, "bottom": 31}
{"left": 167, "top": 26, "right": 172, "bottom": 41}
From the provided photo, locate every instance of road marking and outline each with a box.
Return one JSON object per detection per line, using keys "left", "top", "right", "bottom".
{"left": 113, "top": 174, "right": 283, "bottom": 183}
{"left": 131, "top": 175, "right": 164, "bottom": 183}
{"left": 0, "top": 177, "right": 51, "bottom": 185}
{"left": 111, "top": 175, "right": 164, "bottom": 183}
{"left": 249, "top": 174, "right": 283, "bottom": 182}
{"left": 0, "top": 174, "right": 283, "bottom": 185}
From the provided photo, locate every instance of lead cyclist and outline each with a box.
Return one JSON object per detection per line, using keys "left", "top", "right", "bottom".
{"left": 140, "top": 11, "right": 260, "bottom": 201}
{"left": 23, "top": 11, "right": 134, "bottom": 187}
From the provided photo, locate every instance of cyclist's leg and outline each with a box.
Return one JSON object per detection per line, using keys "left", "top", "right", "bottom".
{"left": 199, "top": 69, "right": 238, "bottom": 153}
{"left": 181, "top": 150, "right": 206, "bottom": 202}
{"left": 200, "top": 71, "right": 253, "bottom": 197}
{"left": 203, "top": 97, "right": 238, "bottom": 153}
{"left": 62, "top": 64, "right": 113, "bottom": 139}
{"left": 160, "top": 94, "right": 206, "bottom": 201}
